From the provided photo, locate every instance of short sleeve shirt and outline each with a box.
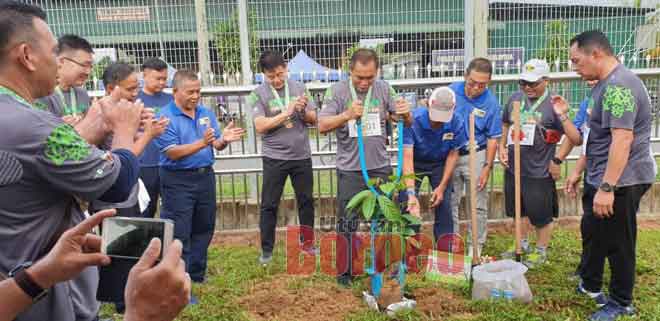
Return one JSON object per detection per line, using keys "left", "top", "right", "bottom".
{"left": 35, "top": 86, "right": 91, "bottom": 117}
{"left": 319, "top": 79, "right": 396, "bottom": 171}
{"left": 156, "top": 102, "right": 222, "bottom": 170}
{"left": 137, "top": 90, "right": 173, "bottom": 167}
{"left": 248, "top": 79, "right": 314, "bottom": 160}
{"left": 450, "top": 81, "right": 503, "bottom": 151}
{"left": 403, "top": 107, "right": 468, "bottom": 162}
{"left": 502, "top": 90, "right": 564, "bottom": 178}
{"left": 0, "top": 88, "right": 121, "bottom": 321}
{"left": 573, "top": 96, "right": 592, "bottom": 135}
{"left": 586, "top": 64, "right": 655, "bottom": 187}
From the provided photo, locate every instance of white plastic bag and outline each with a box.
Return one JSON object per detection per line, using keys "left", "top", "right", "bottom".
{"left": 471, "top": 259, "right": 533, "bottom": 303}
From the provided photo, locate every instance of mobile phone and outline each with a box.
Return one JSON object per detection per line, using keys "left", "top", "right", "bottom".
{"left": 101, "top": 217, "right": 174, "bottom": 260}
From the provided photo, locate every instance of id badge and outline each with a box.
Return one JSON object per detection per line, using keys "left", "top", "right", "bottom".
{"left": 349, "top": 113, "right": 382, "bottom": 138}
{"left": 507, "top": 124, "right": 535, "bottom": 146}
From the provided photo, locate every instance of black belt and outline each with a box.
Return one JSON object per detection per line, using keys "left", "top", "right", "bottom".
{"left": 163, "top": 166, "right": 214, "bottom": 174}
{"left": 459, "top": 145, "right": 486, "bottom": 156}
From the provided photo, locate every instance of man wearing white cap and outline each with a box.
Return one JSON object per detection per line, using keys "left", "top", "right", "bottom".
{"left": 499, "top": 59, "right": 582, "bottom": 267}
{"left": 402, "top": 87, "right": 468, "bottom": 245}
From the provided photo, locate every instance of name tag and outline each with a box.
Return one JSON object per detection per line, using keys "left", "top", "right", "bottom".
{"left": 348, "top": 113, "right": 382, "bottom": 138}
{"left": 442, "top": 132, "right": 454, "bottom": 140}
{"left": 473, "top": 108, "right": 486, "bottom": 118}
{"left": 507, "top": 124, "right": 536, "bottom": 146}
{"left": 199, "top": 117, "right": 210, "bottom": 126}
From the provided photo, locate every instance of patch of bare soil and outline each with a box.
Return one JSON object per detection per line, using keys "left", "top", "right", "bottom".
{"left": 411, "top": 286, "right": 472, "bottom": 318}
{"left": 236, "top": 275, "right": 363, "bottom": 321}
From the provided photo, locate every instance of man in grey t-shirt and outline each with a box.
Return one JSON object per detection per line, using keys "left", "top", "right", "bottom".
{"left": 248, "top": 51, "right": 318, "bottom": 265}
{"left": 570, "top": 30, "right": 655, "bottom": 321}
{"left": 318, "top": 49, "right": 412, "bottom": 286}
{"left": 0, "top": 3, "right": 189, "bottom": 321}
{"left": 35, "top": 35, "right": 94, "bottom": 123}
{"left": 499, "top": 59, "right": 582, "bottom": 267}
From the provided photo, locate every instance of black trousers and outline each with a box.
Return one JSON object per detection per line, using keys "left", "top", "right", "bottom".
{"left": 260, "top": 157, "right": 315, "bottom": 254}
{"left": 580, "top": 183, "right": 650, "bottom": 306}
{"left": 335, "top": 166, "right": 391, "bottom": 279}
{"left": 139, "top": 166, "right": 160, "bottom": 218}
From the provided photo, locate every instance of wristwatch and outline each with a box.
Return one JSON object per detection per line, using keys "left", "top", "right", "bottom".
{"left": 599, "top": 182, "right": 616, "bottom": 193}
{"left": 8, "top": 262, "right": 48, "bottom": 302}
{"left": 552, "top": 157, "right": 563, "bottom": 165}
{"left": 406, "top": 188, "right": 416, "bottom": 197}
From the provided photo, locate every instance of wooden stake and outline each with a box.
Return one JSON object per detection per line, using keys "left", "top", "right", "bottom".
{"left": 469, "top": 112, "right": 479, "bottom": 265}
{"left": 512, "top": 101, "right": 522, "bottom": 262}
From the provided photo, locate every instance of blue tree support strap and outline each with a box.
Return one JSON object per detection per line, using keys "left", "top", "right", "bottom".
{"left": 356, "top": 116, "right": 405, "bottom": 299}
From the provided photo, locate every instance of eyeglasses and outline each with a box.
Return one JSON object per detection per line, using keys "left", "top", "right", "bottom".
{"left": 466, "top": 78, "right": 489, "bottom": 89}
{"left": 62, "top": 57, "right": 93, "bottom": 70}
{"left": 518, "top": 79, "right": 543, "bottom": 88}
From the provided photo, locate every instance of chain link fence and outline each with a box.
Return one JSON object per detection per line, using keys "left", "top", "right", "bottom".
{"left": 29, "top": 0, "right": 660, "bottom": 85}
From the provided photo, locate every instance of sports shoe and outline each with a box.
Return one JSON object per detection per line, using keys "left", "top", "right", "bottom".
{"left": 189, "top": 294, "right": 199, "bottom": 306}
{"left": 523, "top": 249, "right": 547, "bottom": 268}
{"left": 501, "top": 243, "right": 531, "bottom": 259}
{"left": 589, "top": 300, "right": 635, "bottom": 321}
{"left": 259, "top": 252, "right": 273, "bottom": 266}
{"left": 577, "top": 281, "right": 608, "bottom": 308}
{"left": 337, "top": 274, "right": 353, "bottom": 288}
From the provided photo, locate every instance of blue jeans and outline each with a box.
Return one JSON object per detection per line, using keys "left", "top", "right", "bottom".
{"left": 159, "top": 167, "right": 216, "bottom": 282}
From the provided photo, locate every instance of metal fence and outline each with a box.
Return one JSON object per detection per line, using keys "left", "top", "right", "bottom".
{"left": 26, "top": 0, "right": 660, "bottom": 230}
{"left": 28, "top": 0, "right": 660, "bottom": 86}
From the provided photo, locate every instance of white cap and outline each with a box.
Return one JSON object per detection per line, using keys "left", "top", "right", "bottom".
{"left": 428, "top": 87, "right": 455, "bottom": 123}
{"left": 520, "top": 59, "right": 550, "bottom": 82}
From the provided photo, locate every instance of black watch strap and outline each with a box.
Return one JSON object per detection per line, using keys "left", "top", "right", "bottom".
{"left": 599, "top": 182, "right": 615, "bottom": 193}
{"left": 10, "top": 263, "right": 47, "bottom": 301}
{"left": 552, "top": 157, "right": 563, "bottom": 165}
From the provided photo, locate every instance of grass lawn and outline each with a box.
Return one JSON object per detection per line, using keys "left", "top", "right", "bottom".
{"left": 100, "top": 226, "right": 660, "bottom": 321}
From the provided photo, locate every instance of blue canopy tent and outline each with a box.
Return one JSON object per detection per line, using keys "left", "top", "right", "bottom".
{"left": 255, "top": 50, "right": 346, "bottom": 84}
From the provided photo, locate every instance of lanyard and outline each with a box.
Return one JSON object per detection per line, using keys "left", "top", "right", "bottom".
{"left": 0, "top": 85, "right": 33, "bottom": 109}
{"left": 519, "top": 90, "right": 548, "bottom": 123}
{"left": 349, "top": 81, "right": 372, "bottom": 117}
{"left": 269, "top": 81, "right": 289, "bottom": 111}
{"left": 520, "top": 90, "right": 548, "bottom": 114}
{"left": 55, "top": 87, "right": 78, "bottom": 115}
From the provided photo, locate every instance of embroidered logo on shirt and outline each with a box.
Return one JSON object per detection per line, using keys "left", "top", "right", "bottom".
{"left": 389, "top": 86, "right": 398, "bottom": 100}
{"left": 473, "top": 108, "right": 486, "bottom": 118}
{"left": 602, "top": 86, "right": 635, "bottom": 119}
{"left": 44, "top": 124, "right": 91, "bottom": 166}
{"left": 442, "top": 133, "right": 454, "bottom": 140}
{"left": 33, "top": 101, "right": 49, "bottom": 111}
{"left": 246, "top": 92, "right": 258, "bottom": 106}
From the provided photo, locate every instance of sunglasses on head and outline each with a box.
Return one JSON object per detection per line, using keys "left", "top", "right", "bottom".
{"left": 518, "top": 79, "right": 543, "bottom": 88}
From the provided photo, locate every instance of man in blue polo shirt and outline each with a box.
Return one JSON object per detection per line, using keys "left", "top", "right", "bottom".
{"left": 449, "top": 58, "right": 502, "bottom": 256}
{"left": 137, "top": 57, "right": 173, "bottom": 218}
{"left": 156, "top": 70, "right": 245, "bottom": 286}
{"left": 403, "top": 86, "right": 467, "bottom": 246}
